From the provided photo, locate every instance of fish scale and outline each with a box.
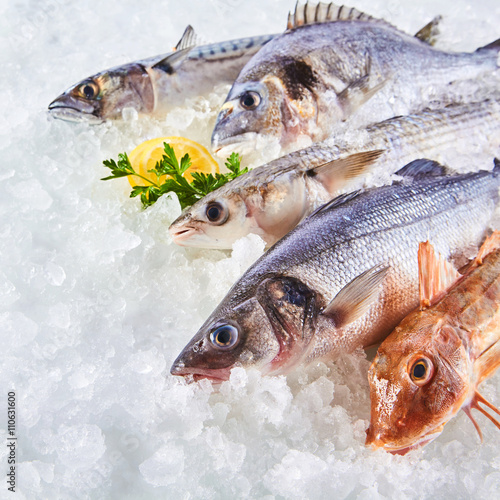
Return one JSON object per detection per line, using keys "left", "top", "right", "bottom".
{"left": 189, "top": 35, "right": 276, "bottom": 60}
{"left": 171, "top": 164, "right": 500, "bottom": 381}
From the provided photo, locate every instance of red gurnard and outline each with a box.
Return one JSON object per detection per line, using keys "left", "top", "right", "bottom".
{"left": 366, "top": 232, "right": 500, "bottom": 454}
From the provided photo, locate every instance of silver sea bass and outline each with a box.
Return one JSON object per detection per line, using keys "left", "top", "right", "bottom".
{"left": 171, "top": 100, "right": 500, "bottom": 248}
{"left": 170, "top": 161, "right": 500, "bottom": 382}
{"left": 211, "top": 2, "right": 500, "bottom": 157}
{"left": 48, "top": 26, "right": 276, "bottom": 123}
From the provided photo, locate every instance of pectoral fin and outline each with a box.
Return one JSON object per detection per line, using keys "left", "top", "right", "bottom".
{"left": 418, "top": 241, "right": 461, "bottom": 309}
{"left": 307, "top": 150, "right": 384, "bottom": 194}
{"left": 475, "top": 339, "right": 500, "bottom": 385}
{"left": 464, "top": 388, "right": 500, "bottom": 442}
{"left": 152, "top": 47, "right": 193, "bottom": 74}
{"left": 338, "top": 69, "right": 388, "bottom": 118}
{"left": 322, "top": 264, "right": 390, "bottom": 327}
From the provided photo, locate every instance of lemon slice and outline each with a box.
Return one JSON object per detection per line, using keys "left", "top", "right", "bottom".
{"left": 127, "top": 136, "right": 219, "bottom": 187}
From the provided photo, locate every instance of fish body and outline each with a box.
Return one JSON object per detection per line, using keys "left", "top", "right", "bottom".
{"left": 48, "top": 26, "right": 276, "bottom": 123}
{"left": 211, "top": 2, "right": 500, "bottom": 157}
{"left": 170, "top": 162, "right": 500, "bottom": 382}
{"left": 171, "top": 100, "right": 500, "bottom": 249}
{"left": 366, "top": 233, "right": 500, "bottom": 455}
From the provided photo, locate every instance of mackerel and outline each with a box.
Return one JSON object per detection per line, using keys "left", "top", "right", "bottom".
{"left": 48, "top": 26, "right": 276, "bottom": 123}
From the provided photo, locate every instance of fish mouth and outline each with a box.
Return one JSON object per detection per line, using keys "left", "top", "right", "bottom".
{"left": 384, "top": 438, "right": 434, "bottom": 456}
{"left": 169, "top": 225, "right": 200, "bottom": 246}
{"left": 211, "top": 132, "right": 260, "bottom": 158}
{"left": 168, "top": 223, "right": 234, "bottom": 249}
{"left": 170, "top": 362, "right": 230, "bottom": 383}
{"left": 366, "top": 425, "right": 444, "bottom": 454}
{"left": 48, "top": 97, "right": 103, "bottom": 124}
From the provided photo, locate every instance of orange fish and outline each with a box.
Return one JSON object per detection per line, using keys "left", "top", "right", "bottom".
{"left": 365, "top": 232, "right": 500, "bottom": 454}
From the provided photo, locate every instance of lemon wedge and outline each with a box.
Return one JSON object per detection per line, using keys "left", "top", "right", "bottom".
{"left": 127, "top": 136, "right": 219, "bottom": 187}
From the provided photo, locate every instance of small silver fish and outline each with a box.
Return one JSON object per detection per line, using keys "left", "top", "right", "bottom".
{"left": 170, "top": 100, "right": 500, "bottom": 249}
{"left": 48, "top": 26, "right": 276, "bottom": 123}
{"left": 170, "top": 161, "right": 500, "bottom": 382}
{"left": 211, "top": 2, "right": 500, "bottom": 157}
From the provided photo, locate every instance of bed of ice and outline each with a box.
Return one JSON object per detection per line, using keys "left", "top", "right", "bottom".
{"left": 2, "top": 0, "right": 500, "bottom": 498}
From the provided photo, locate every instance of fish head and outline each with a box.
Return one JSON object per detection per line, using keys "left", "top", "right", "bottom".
{"left": 48, "top": 63, "right": 154, "bottom": 123}
{"left": 366, "top": 313, "right": 470, "bottom": 454}
{"left": 169, "top": 191, "right": 263, "bottom": 249}
{"left": 170, "top": 275, "right": 319, "bottom": 381}
{"left": 211, "top": 75, "right": 312, "bottom": 158}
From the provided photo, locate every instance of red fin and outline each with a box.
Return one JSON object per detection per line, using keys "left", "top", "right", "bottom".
{"left": 474, "top": 231, "right": 500, "bottom": 266}
{"left": 463, "top": 406, "right": 483, "bottom": 442}
{"left": 418, "top": 241, "right": 461, "bottom": 309}
{"left": 464, "top": 391, "right": 500, "bottom": 441}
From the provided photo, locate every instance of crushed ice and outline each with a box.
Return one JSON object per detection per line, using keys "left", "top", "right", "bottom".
{"left": 2, "top": 0, "right": 500, "bottom": 498}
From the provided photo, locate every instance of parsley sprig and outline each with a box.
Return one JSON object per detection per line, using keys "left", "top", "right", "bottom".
{"left": 102, "top": 144, "right": 247, "bottom": 210}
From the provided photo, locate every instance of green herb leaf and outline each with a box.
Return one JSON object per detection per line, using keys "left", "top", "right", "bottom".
{"left": 102, "top": 144, "right": 246, "bottom": 210}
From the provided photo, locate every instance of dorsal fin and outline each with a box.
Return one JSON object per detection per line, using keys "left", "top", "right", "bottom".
{"left": 337, "top": 72, "right": 388, "bottom": 116}
{"left": 414, "top": 16, "right": 441, "bottom": 46}
{"left": 475, "top": 38, "right": 500, "bottom": 54}
{"left": 395, "top": 159, "right": 449, "bottom": 178}
{"left": 287, "top": 2, "right": 396, "bottom": 31}
{"left": 308, "top": 190, "right": 361, "bottom": 218}
{"left": 474, "top": 231, "right": 500, "bottom": 266}
{"left": 418, "top": 241, "right": 461, "bottom": 309}
{"left": 175, "top": 25, "right": 199, "bottom": 51}
{"left": 307, "top": 150, "right": 384, "bottom": 193}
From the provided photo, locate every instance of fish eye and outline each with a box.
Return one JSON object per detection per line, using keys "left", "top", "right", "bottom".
{"left": 78, "top": 80, "right": 99, "bottom": 100}
{"left": 409, "top": 357, "right": 434, "bottom": 386}
{"left": 205, "top": 201, "right": 228, "bottom": 224}
{"left": 239, "top": 91, "right": 261, "bottom": 110}
{"left": 210, "top": 324, "right": 239, "bottom": 349}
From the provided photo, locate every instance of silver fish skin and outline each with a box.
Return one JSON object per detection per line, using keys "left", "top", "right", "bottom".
{"left": 211, "top": 2, "right": 500, "bottom": 157}
{"left": 170, "top": 162, "right": 500, "bottom": 382}
{"left": 170, "top": 100, "right": 500, "bottom": 249}
{"left": 48, "top": 27, "right": 276, "bottom": 123}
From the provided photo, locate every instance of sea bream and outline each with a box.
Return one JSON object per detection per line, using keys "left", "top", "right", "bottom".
{"left": 170, "top": 161, "right": 500, "bottom": 382}
{"left": 211, "top": 2, "right": 500, "bottom": 157}
{"left": 366, "top": 233, "right": 500, "bottom": 455}
{"left": 170, "top": 100, "right": 500, "bottom": 249}
{"left": 48, "top": 26, "right": 276, "bottom": 123}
